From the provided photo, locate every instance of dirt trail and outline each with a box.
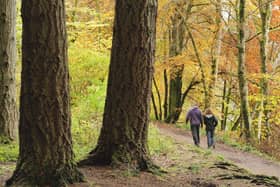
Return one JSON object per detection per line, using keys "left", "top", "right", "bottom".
{"left": 156, "top": 123, "right": 280, "bottom": 180}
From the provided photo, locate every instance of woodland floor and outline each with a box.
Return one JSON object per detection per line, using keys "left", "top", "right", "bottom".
{"left": 1, "top": 123, "right": 280, "bottom": 187}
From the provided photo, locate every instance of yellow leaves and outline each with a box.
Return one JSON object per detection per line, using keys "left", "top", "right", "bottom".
{"left": 66, "top": 0, "right": 114, "bottom": 52}
{"left": 155, "top": 54, "right": 198, "bottom": 74}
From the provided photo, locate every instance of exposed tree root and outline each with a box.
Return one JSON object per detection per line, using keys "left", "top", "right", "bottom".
{"left": 212, "top": 161, "right": 280, "bottom": 187}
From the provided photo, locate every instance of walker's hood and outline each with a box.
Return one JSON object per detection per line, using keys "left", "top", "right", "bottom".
{"left": 205, "top": 114, "right": 213, "bottom": 118}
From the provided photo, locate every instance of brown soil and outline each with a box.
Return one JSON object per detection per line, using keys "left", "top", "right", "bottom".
{"left": 1, "top": 123, "right": 280, "bottom": 187}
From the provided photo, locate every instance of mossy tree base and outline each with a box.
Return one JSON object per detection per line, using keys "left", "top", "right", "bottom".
{"left": 6, "top": 163, "right": 84, "bottom": 187}
{"left": 79, "top": 144, "right": 159, "bottom": 172}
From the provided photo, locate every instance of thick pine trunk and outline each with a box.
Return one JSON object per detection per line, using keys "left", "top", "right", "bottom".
{"left": 238, "top": 0, "right": 251, "bottom": 139}
{"left": 0, "top": 0, "right": 17, "bottom": 141}
{"left": 79, "top": 0, "right": 158, "bottom": 170}
{"left": 6, "top": 1, "right": 83, "bottom": 186}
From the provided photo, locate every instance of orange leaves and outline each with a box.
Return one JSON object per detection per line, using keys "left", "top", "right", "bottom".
{"left": 270, "top": 0, "right": 280, "bottom": 42}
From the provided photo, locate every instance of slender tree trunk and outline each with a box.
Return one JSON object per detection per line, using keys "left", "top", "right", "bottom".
{"left": 79, "top": 0, "right": 158, "bottom": 170}
{"left": 258, "top": 0, "right": 272, "bottom": 139}
{"left": 207, "top": 0, "right": 223, "bottom": 109}
{"left": 238, "top": 0, "right": 251, "bottom": 139}
{"left": 223, "top": 82, "right": 232, "bottom": 130}
{"left": 231, "top": 115, "right": 241, "bottom": 131}
{"left": 6, "top": 1, "right": 84, "bottom": 186}
{"left": 221, "top": 80, "right": 227, "bottom": 130}
{"left": 257, "top": 95, "right": 263, "bottom": 141}
{"left": 163, "top": 69, "right": 168, "bottom": 120}
{"left": 163, "top": 31, "right": 168, "bottom": 120}
{"left": 0, "top": 0, "right": 17, "bottom": 142}
{"left": 181, "top": 76, "right": 200, "bottom": 106}
{"left": 153, "top": 78, "right": 162, "bottom": 120}
{"left": 151, "top": 92, "right": 159, "bottom": 120}
{"left": 186, "top": 26, "right": 207, "bottom": 108}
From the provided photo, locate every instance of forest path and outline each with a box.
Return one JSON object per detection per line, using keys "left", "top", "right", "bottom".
{"left": 156, "top": 122, "right": 280, "bottom": 180}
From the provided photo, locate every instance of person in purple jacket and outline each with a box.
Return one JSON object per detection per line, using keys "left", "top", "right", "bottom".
{"left": 186, "top": 104, "right": 203, "bottom": 146}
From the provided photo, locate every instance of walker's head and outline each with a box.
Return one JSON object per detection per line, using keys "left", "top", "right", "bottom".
{"left": 205, "top": 108, "right": 213, "bottom": 115}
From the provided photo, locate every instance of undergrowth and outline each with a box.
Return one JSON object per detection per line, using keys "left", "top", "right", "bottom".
{"left": 0, "top": 49, "right": 175, "bottom": 163}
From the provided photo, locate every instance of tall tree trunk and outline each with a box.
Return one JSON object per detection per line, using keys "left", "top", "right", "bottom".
{"left": 6, "top": 1, "right": 84, "bottom": 186}
{"left": 79, "top": 0, "right": 158, "bottom": 170}
{"left": 0, "top": 0, "right": 17, "bottom": 142}
{"left": 238, "top": 0, "right": 251, "bottom": 139}
{"left": 258, "top": 0, "right": 272, "bottom": 139}
{"left": 165, "top": 2, "right": 192, "bottom": 123}
{"left": 165, "top": 16, "right": 185, "bottom": 124}
{"left": 207, "top": 0, "right": 223, "bottom": 109}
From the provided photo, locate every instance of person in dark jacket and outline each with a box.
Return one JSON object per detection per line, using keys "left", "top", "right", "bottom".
{"left": 203, "top": 108, "right": 218, "bottom": 148}
{"left": 186, "top": 104, "right": 203, "bottom": 146}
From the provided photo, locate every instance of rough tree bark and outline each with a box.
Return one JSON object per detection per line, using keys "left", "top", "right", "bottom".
{"left": 6, "top": 0, "right": 84, "bottom": 186}
{"left": 0, "top": 0, "right": 17, "bottom": 142}
{"left": 238, "top": 0, "right": 251, "bottom": 139}
{"left": 79, "top": 0, "right": 158, "bottom": 170}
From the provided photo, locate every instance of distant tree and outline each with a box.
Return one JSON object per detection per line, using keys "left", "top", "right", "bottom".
{"left": 79, "top": 0, "right": 158, "bottom": 169}
{"left": 6, "top": 0, "right": 83, "bottom": 186}
{"left": 165, "top": 1, "right": 193, "bottom": 123}
{"left": 0, "top": 0, "right": 17, "bottom": 142}
{"left": 257, "top": 0, "right": 272, "bottom": 140}
{"left": 238, "top": 0, "right": 251, "bottom": 139}
{"left": 207, "top": 0, "right": 223, "bottom": 109}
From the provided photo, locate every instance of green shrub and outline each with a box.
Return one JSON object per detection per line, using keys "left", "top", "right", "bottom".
{"left": 0, "top": 143, "right": 18, "bottom": 162}
{"left": 148, "top": 124, "right": 174, "bottom": 155}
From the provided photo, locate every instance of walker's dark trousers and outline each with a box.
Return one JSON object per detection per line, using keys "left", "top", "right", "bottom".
{"left": 207, "top": 130, "right": 215, "bottom": 148}
{"left": 191, "top": 125, "right": 200, "bottom": 146}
